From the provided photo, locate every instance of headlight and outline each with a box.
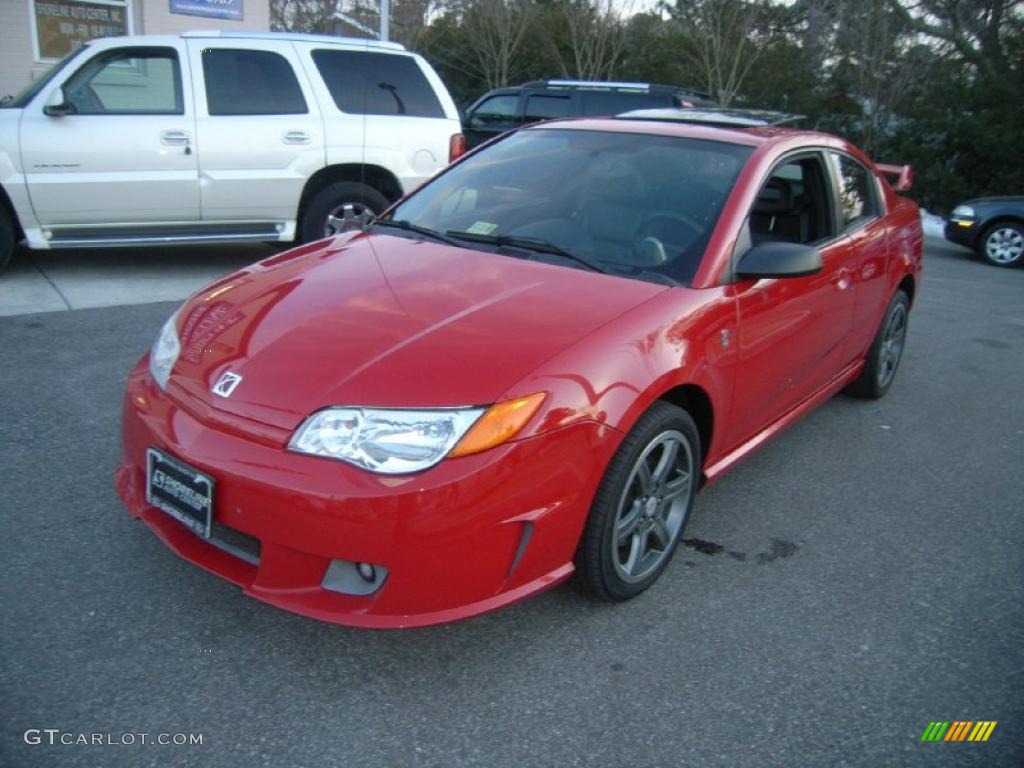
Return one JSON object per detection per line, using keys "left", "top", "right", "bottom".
{"left": 951, "top": 205, "right": 975, "bottom": 218}
{"left": 289, "top": 407, "right": 485, "bottom": 474}
{"left": 288, "top": 393, "right": 546, "bottom": 475}
{"left": 149, "top": 310, "right": 181, "bottom": 390}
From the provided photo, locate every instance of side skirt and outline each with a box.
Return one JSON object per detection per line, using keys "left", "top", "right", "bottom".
{"left": 702, "top": 359, "right": 864, "bottom": 487}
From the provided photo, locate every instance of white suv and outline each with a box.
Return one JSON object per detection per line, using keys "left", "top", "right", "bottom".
{"left": 0, "top": 31, "right": 464, "bottom": 272}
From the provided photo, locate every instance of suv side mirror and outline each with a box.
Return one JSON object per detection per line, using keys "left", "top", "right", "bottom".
{"left": 736, "top": 241, "right": 823, "bottom": 279}
{"left": 44, "top": 87, "right": 73, "bottom": 117}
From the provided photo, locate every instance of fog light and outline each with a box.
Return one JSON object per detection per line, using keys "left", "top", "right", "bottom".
{"left": 357, "top": 562, "right": 376, "bottom": 582}
{"left": 321, "top": 559, "right": 388, "bottom": 596}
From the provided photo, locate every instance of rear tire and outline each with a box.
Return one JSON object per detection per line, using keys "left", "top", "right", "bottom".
{"left": 298, "top": 182, "right": 390, "bottom": 243}
{"left": 978, "top": 221, "right": 1024, "bottom": 267}
{"left": 846, "top": 290, "right": 910, "bottom": 399}
{"left": 0, "top": 206, "right": 15, "bottom": 274}
{"left": 575, "top": 402, "right": 700, "bottom": 602}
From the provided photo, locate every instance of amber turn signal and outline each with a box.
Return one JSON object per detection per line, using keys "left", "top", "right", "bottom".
{"left": 449, "top": 392, "right": 546, "bottom": 458}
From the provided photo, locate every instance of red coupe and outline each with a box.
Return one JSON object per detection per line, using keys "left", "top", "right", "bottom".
{"left": 115, "top": 110, "right": 923, "bottom": 628}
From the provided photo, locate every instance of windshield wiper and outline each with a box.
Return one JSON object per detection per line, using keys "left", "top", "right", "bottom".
{"left": 372, "top": 219, "right": 466, "bottom": 248}
{"left": 445, "top": 231, "right": 609, "bottom": 274}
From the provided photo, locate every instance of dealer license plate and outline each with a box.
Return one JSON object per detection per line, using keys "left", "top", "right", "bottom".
{"left": 146, "top": 447, "right": 214, "bottom": 539}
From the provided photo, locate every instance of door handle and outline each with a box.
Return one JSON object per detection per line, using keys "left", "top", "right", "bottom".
{"left": 160, "top": 130, "right": 192, "bottom": 146}
{"left": 835, "top": 267, "right": 852, "bottom": 291}
{"left": 283, "top": 131, "right": 311, "bottom": 145}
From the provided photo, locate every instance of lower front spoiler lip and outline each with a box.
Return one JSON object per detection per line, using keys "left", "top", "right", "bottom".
{"left": 115, "top": 463, "right": 575, "bottom": 629}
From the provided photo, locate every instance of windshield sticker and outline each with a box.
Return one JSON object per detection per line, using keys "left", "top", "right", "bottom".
{"left": 466, "top": 221, "right": 499, "bottom": 235}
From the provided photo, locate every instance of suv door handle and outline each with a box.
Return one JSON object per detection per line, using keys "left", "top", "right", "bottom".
{"left": 160, "top": 130, "right": 192, "bottom": 146}
{"left": 283, "top": 131, "right": 311, "bottom": 145}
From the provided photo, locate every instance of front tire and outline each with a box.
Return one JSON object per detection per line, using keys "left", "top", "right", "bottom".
{"left": 846, "top": 290, "right": 910, "bottom": 399}
{"left": 298, "top": 182, "right": 390, "bottom": 243}
{"left": 575, "top": 402, "right": 700, "bottom": 602}
{"left": 0, "top": 206, "right": 15, "bottom": 274}
{"left": 978, "top": 222, "right": 1024, "bottom": 267}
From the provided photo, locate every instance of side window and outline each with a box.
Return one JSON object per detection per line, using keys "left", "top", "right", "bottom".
{"left": 830, "top": 152, "right": 879, "bottom": 231}
{"left": 524, "top": 95, "right": 570, "bottom": 122}
{"left": 468, "top": 95, "right": 519, "bottom": 129}
{"left": 202, "top": 49, "right": 307, "bottom": 116}
{"left": 748, "top": 157, "right": 834, "bottom": 246}
{"left": 64, "top": 48, "right": 182, "bottom": 115}
{"left": 311, "top": 50, "right": 444, "bottom": 117}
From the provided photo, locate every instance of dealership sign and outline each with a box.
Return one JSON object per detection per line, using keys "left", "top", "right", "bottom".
{"left": 169, "top": 0, "right": 243, "bottom": 21}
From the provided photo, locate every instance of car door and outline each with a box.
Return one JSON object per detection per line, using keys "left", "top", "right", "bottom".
{"left": 464, "top": 93, "right": 521, "bottom": 149}
{"left": 726, "top": 152, "right": 860, "bottom": 447}
{"left": 19, "top": 42, "right": 199, "bottom": 228}
{"left": 828, "top": 150, "right": 890, "bottom": 359}
{"left": 187, "top": 39, "right": 325, "bottom": 225}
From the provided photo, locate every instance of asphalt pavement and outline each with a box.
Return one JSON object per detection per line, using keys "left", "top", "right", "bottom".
{"left": 1, "top": 239, "right": 1022, "bottom": 768}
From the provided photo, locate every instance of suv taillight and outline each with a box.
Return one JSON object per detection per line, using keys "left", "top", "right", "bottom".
{"left": 449, "top": 133, "right": 466, "bottom": 163}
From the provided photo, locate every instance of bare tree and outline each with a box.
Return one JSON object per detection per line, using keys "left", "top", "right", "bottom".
{"left": 836, "top": 0, "right": 926, "bottom": 152}
{"left": 271, "top": 0, "right": 340, "bottom": 32}
{"left": 665, "top": 0, "right": 768, "bottom": 106}
{"left": 555, "top": 0, "right": 632, "bottom": 80}
{"left": 451, "top": 0, "right": 537, "bottom": 89}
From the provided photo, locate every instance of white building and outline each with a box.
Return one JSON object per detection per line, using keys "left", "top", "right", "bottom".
{"left": 1, "top": 0, "right": 271, "bottom": 100}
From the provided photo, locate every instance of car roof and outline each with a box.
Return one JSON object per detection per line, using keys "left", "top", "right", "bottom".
{"left": 522, "top": 115, "right": 835, "bottom": 151}
{"left": 85, "top": 30, "right": 407, "bottom": 52}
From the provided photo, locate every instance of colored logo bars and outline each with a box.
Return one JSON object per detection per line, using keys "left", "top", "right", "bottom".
{"left": 921, "top": 721, "right": 997, "bottom": 742}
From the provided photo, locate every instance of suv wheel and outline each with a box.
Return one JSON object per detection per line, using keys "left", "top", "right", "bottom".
{"left": 979, "top": 221, "right": 1024, "bottom": 267}
{"left": 0, "top": 206, "right": 15, "bottom": 274}
{"left": 299, "top": 182, "right": 390, "bottom": 243}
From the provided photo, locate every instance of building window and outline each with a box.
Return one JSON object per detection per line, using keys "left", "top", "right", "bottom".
{"left": 31, "top": 0, "right": 131, "bottom": 61}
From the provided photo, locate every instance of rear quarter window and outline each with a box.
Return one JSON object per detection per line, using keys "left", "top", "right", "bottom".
{"left": 311, "top": 50, "right": 445, "bottom": 118}
{"left": 580, "top": 91, "right": 666, "bottom": 117}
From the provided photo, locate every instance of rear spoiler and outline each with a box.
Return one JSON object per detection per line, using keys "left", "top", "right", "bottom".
{"left": 876, "top": 163, "right": 913, "bottom": 192}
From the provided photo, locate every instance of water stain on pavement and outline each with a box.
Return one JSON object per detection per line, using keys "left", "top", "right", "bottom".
{"left": 681, "top": 537, "right": 798, "bottom": 565}
{"left": 973, "top": 337, "right": 1012, "bottom": 349}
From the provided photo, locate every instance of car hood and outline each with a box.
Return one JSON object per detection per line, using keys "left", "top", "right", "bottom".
{"left": 963, "top": 196, "right": 1024, "bottom": 207}
{"left": 167, "top": 233, "right": 668, "bottom": 430}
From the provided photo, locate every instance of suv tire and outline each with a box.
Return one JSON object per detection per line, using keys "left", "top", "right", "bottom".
{"left": 0, "top": 206, "right": 16, "bottom": 274}
{"left": 299, "top": 182, "right": 390, "bottom": 243}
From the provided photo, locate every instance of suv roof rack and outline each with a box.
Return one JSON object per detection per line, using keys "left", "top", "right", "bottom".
{"left": 181, "top": 30, "right": 406, "bottom": 51}
{"left": 616, "top": 107, "right": 804, "bottom": 127}
{"left": 521, "top": 80, "right": 712, "bottom": 100}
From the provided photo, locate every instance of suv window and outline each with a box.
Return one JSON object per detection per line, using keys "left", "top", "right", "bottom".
{"left": 830, "top": 152, "right": 879, "bottom": 230}
{"left": 64, "top": 48, "right": 182, "bottom": 115}
{"left": 311, "top": 50, "right": 444, "bottom": 117}
{"left": 468, "top": 94, "right": 518, "bottom": 129}
{"left": 524, "top": 94, "right": 570, "bottom": 121}
{"left": 202, "top": 49, "right": 307, "bottom": 116}
{"left": 580, "top": 91, "right": 661, "bottom": 117}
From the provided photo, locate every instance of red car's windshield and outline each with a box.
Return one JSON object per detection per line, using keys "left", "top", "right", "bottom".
{"left": 390, "top": 128, "right": 752, "bottom": 285}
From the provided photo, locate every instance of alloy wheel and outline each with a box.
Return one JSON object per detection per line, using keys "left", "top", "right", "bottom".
{"left": 877, "top": 302, "right": 907, "bottom": 389}
{"left": 611, "top": 430, "right": 694, "bottom": 583}
{"left": 325, "top": 202, "right": 376, "bottom": 236}
{"left": 985, "top": 227, "right": 1024, "bottom": 265}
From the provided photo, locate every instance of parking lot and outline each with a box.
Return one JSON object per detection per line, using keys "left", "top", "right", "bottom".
{"left": 1, "top": 237, "right": 1022, "bottom": 767}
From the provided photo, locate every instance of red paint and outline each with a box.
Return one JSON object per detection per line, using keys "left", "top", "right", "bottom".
{"left": 116, "top": 119, "right": 922, "bottom": 627}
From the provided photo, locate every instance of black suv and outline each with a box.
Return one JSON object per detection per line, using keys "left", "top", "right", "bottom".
{"left": 462, "top": 80, "right": 714, "bottom": 149}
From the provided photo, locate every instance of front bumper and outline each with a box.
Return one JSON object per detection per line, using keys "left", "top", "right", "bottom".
{"left": 944, "top": 219, "right": 978, "bottom": 249}
{"left": 115, "top": 360, "right": 619, "bottom": 628}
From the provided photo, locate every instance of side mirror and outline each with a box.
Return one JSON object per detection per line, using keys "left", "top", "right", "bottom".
{"left": 736, "top": 241, "right": 823, "bottom": 279}
{"left": 43, "top": 87, "right": 73, "bottom": 117}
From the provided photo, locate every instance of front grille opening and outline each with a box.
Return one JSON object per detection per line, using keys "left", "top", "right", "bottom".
{"left": 209, "top": 521, "right": 261, "bottom": 565}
